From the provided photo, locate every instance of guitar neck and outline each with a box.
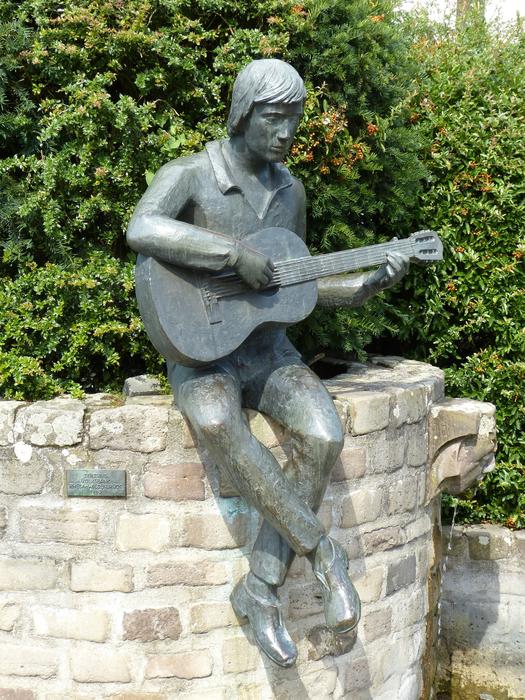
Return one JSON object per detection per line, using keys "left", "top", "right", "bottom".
{"left": 274, "top": 238, "right": 413, "bottom": 287}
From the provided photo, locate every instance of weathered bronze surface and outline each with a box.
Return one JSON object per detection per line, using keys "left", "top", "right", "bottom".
{"left": 66, "top": 469, "right": 127, "bottom": 498}
{"left": 127, "top": 58, "right": 434, "bottom": 667}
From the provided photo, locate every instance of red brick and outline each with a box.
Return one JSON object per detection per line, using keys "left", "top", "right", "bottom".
{"left": 331, "top": 446, "right": 367, "bottom": 482}
{"left": 143, "top": 462, "right": 205, "bottom": 501}
{"left": 123, "top": 608, "right": 181, "bottom": 642}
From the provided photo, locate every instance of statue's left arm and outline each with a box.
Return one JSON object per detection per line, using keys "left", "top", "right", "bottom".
{"left": 317, "top": 252, "right": 409, "bottom": 308}
{"left": 292, "top": 177, "right": 409, "bottom": 308}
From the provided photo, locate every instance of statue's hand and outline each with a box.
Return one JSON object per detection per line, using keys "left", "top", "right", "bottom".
{"left": 232, "top": 242, "right": 275, "bottom": 290}
{"left": 368, "top": 251, "right": 410, "bottom": 292}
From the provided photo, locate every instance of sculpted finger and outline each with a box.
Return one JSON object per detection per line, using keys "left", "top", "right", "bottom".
{"left": 260, "top": 270, "right": 273, "bottom": 287}
{"left": 391, "top": 253, "right": 409, "bottom": 277}
{"left": 397, "top": 251, "right": 410, "bottom": 267}
{"left": 387, "top": 252, "right": 403, "bottom": 269}
{"left": 386, "top": 265, "right": 397, "bottom": 281}
{"left": 385, "top": 259, "right": 400, "bottom": 277}
{"left": 263, "top": 263, "right": 274, "bottom": 278}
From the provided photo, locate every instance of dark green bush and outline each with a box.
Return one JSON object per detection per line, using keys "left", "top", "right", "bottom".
{"left": 1, "top": 1, "right": 522, "bottom": 527}
{"left": 388, "top": 12, "right": 525, "bottom": 527}
{"left": 0, "top": 0, "right": 424, "bottom": 398}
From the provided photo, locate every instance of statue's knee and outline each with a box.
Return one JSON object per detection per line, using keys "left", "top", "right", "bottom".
{"left": 308, "top": 419, "right": 344, "bottom": 464}
{"left": 191, "top": 406, "right": 233, "bottom": 441}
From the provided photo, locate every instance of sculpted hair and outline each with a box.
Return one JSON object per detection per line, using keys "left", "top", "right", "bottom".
{"left": 227, "top": 59, "right": 306, "bottom": 136}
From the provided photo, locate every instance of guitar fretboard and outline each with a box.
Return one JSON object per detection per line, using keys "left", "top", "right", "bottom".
{"left": 275, "top": 238, "right": 413, "bottom": 286}
{"left": 209, "top": 238, "right": 414, "bottom": 298}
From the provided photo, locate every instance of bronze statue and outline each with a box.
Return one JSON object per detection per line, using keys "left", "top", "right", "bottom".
{"left": 128, "top": 59, "right": 417, "bottom": 667}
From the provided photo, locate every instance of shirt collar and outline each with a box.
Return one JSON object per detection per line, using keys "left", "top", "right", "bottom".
{"left": 205, "top": 140, "right": 293, "bottom": 195}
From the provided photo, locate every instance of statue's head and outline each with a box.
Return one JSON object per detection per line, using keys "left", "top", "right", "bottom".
{"left": 227, "top": 59, "right": 306, "bottom": 137}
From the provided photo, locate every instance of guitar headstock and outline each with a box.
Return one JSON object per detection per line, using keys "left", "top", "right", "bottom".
{"left": 408, "top": 230, "right": 443, "bottom": 263}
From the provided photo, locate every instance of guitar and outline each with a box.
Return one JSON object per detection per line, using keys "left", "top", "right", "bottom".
{"left": 135, "top": 227, "right": 442, "bottom": 366}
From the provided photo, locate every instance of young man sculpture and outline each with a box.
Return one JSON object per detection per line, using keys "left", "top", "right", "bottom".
{"left": 127, "top": 59, "right": 409, "bottom": 667}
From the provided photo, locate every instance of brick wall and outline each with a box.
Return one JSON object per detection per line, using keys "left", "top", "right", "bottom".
{"left": 0, "top": 357, "right": 473, "bottom": 699}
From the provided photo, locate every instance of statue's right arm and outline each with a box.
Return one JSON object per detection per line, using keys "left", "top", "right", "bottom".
{"left": 127, "top": 159, "right": 275, "bottom": 288}
{"left": 127, "top": 160, "right": 238, "bottom": 272}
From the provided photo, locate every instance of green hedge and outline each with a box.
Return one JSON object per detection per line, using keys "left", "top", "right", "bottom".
{"left": 0, "top": 0, "right": 424, "bottom": 398}
{"left": 388, "top": 11, "right": 525, "bottom": 527}
{"left": 1, "top": 2, "right": 523, "bottom": 526}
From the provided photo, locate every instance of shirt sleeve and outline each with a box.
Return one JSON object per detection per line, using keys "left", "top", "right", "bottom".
{"left": 317, "top": 271, "right": 379, "bottom": 308}
{"left": 127, "top": 159, "right": 238, "bottom": 271}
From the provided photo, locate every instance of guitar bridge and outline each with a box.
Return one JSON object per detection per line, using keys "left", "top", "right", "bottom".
{"left": 201, "top": 287, "right": 222, "bottom": 325}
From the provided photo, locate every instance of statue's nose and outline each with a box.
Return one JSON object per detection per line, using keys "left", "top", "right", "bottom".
{"left": 277, "top": 124, "right": 293, "bottom": 142}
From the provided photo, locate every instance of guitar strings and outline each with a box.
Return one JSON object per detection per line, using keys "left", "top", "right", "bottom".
{"left": 208, "top": 240, "right": 414, "bottom": 297}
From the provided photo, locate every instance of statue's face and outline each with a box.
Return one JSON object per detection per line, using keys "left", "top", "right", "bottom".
{"left": 242, "top": 102, "right": 303, "bottom": 163}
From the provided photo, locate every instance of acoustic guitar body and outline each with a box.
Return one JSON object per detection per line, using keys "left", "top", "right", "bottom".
{"left": 135, "top": 227, "right": 319, "bottom": 367}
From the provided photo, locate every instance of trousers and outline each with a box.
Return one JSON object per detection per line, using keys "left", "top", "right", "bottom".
{"left": 168, "top": 329, "right": 344, "bottom": 586}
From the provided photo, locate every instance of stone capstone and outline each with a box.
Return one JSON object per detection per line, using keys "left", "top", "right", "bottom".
{"left": 465, "top": 525, "right": 514, "bottom": 561}
{"left": 0, "top": 400, "right": 26, "bottom": 445}
{"left": 89, "top": 404, "right": 169, "bottom": 452}
{"left": 123, "top": 374, "right": 164, "bottom": 397}
{"left": 15, "top": 398, "right": 85, "bottom": 447}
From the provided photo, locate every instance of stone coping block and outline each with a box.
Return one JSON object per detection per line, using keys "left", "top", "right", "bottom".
{"left": 15, "top": 398, "right": 85, "bottom": 447}
{"left": 442, "top": 523, "right": 521, "bottom": 561}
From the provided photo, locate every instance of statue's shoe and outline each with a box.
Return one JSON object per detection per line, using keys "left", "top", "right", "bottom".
{"left": 231, "top": 576, "right": 297, "bottom": 667}
{"left": 313, "top": 535, "right": 361, "bottom": 634}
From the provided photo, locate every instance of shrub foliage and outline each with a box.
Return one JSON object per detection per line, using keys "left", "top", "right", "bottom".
{"left": 1, "top": 2, "right": 522, "bottom": 527}
{"left": 0, "top": 0, "right": 424, "bottom": 398}
{"left": 389, "top": 12, "right": 525, "bottom": 527}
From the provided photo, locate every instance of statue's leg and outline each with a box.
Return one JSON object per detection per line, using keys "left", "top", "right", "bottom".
{"left": 249, "top": 363, "right": 344, "bottom": 586}
{"left": 170, "top": 361, "right": 328, "bottom": 666}
{"left": 249, "top": 362, "right": 361, "bottom": 635}
{"left": 170, "top": 363, "right": 325, "bottom": 556}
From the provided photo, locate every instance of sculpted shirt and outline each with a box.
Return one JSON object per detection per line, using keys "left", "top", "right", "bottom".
{"left": 128, "top": 139, "right": 311, "bottom": 373}
{"left": 128, "top": 139, "right": 372, "bottom": 370}
{"left": 128, "top": 139, "right": 306, "bottom": 272}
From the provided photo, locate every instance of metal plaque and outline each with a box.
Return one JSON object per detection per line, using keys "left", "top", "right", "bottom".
{"left": 66, "top": 469, "right": 127, "bottom": 498}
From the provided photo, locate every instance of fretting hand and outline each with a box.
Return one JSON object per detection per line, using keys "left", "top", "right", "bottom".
{"left": 367, "top": 250, "right": 410, "bottom": 292}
